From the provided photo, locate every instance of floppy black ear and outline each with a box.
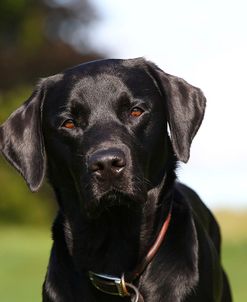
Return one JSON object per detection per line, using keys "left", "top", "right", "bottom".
{"left": 146, "top": 61, "right": 206, "bottom": 163}
{"left": 0, "top": 82, "right": 46, "bottom": 192}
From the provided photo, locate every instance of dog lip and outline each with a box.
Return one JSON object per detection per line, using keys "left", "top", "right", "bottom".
{"left": 99, "top": 188, "right": 147, "bottom": 206}
{"left": 85, "top": 189, "right": 142, "bottom": 220}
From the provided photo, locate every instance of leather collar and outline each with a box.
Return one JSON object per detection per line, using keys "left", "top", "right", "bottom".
{"left": 89, "top": 209, "right": 172, "bottom": 299}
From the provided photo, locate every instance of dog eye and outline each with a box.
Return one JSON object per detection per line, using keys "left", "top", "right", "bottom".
{"left": 62, "top": 119, "right": 76, "bottom": 129}
{"left": 130, "top": 107, "right": 144, "bottom": 117}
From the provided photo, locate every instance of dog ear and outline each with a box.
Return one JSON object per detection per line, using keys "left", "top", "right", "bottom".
{"left": 146, "top": 61, "right": 206, "bottom": 163}
{"left": 0, "top": 82, "right": 46, "bottom": 192}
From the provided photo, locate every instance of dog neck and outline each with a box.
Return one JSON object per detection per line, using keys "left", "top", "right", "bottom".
{"left": 51, "top": 168, "right": 176, "bottom": 277}
{"left": 88, "top": 209, "right": 172, "bottom": 299}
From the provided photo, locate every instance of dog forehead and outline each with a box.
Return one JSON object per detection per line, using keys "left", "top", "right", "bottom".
{"left": 68, "top": 63, "right": 156, "bottom": 98}
{"left": 44, "top": 59, "right": 161, "bottom": 113}
{"left": 71, "top": 73, "right": 129, "bottom": 102}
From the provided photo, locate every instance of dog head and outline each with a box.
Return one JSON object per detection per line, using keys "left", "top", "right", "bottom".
{"left": 0, "top": 58, "right": 206, "bottom": 217}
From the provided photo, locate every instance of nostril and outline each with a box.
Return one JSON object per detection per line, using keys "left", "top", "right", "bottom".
{"left": 90, "top": 161, "right": 104, "bottom": 173}
{"left": 88, "top": 157, "right": 105, "bottom": 172}
{"left": 112, "top": 157, "right": 126, "bottom": 169}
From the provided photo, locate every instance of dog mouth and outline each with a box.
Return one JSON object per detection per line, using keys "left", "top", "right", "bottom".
{"left": 86, "top": 189, "right": 146, "bottom": 219}
{"left": 101, "top": 189, "right": 144, "bottom": 207}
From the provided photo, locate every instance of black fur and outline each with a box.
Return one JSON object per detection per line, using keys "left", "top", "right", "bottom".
{"left": 0, "top": 58, "right": 232, "bottom": 301}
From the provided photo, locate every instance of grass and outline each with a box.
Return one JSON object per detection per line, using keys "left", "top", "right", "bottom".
{"left": 216, "top": 211, "right": 247, "bottom": 302}
{"left": 0, "top": 226, "right": 51, "bottom": 302}
{"left": 222, "top": 240, "right": 247, "bottom": 301}
{"left": 0, "top": 211, "right": 246, "bottom": 301}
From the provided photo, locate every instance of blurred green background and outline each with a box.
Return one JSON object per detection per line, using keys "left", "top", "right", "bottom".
{"left": 0, "top": 213, "right": 247, "bottom": 301}
{"left": 0, "top": 0, "right": 246, "bottom": 301}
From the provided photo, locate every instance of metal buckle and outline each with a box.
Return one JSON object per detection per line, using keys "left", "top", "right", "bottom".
{"left": 89, "top": 271, "right": 130, "bottom": 297}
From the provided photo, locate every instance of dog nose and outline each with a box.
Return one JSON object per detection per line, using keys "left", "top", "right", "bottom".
{"left": 88, "top": 148, "right": 126, "bottom": 179}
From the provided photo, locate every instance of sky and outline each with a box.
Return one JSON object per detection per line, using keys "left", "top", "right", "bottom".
{"left": 87, "top": 0, "right": 247, "bottom": 209}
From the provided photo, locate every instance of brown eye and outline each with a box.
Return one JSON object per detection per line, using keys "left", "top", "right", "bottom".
{"left": 62, "top": 119, "right": 75, "bottom": 129}
{"left": 130, "top": 107, "right": 144, "bottom": 117}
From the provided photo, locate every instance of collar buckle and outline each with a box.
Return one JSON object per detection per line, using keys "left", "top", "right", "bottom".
{"left": 89, "top": 271, "right": 129, "bottom": 297}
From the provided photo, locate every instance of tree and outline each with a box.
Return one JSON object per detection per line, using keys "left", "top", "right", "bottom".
{"left": 0, "top": 0, "right": 102, "bottom": 90}
{"left": 0, "top": 0, "right": 103, "bottom": 224}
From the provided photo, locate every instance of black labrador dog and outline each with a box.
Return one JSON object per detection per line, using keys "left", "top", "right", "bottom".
{"left": 0, "top": 58, "right": 232, "bottom": 302}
